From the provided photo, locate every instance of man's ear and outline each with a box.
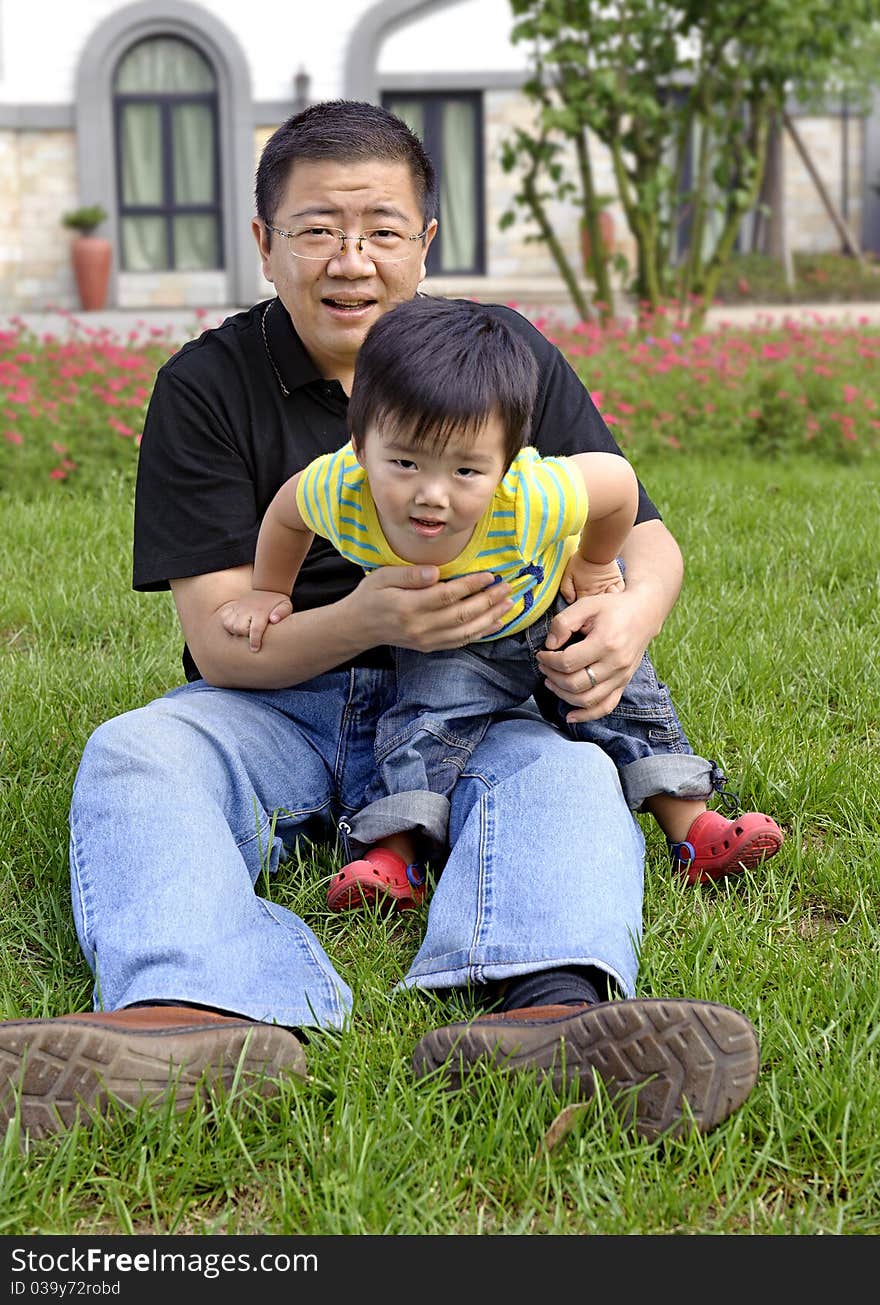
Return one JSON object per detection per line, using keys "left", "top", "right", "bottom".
{"left": 418, "top": 218, "right": 438, "bottom": 284}
{"left": 252, "top": 219, "right": 274, "bottom": 284}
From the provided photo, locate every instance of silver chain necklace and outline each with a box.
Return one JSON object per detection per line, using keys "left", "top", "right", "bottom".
{"left": 260, "top": 299, "right": 289, "bottom": 397}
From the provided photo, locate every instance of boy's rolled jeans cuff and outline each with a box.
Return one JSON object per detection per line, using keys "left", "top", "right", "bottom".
{"left": 338, "top": 790, "right": 450, "bottom": 859}
{"left": 618, "top": 754, "right": 716, "bottom": 813}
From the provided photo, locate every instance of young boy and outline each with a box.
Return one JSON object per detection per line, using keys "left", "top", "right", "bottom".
{"left": 221, "top": 296, "right": 782, "bottom": 910}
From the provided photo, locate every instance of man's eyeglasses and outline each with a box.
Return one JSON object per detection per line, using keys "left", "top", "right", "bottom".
{"left": 266, "top": 224, "right": 430, "bottom": 264}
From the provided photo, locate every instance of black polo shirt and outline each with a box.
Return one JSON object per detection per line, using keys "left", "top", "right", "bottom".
{"left": 133, "top": 296, "right": 660, "bottom": 681}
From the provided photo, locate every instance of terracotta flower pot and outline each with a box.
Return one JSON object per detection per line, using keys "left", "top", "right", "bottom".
{"left": 71, "top": 236, "right": 112, "bottom": 311}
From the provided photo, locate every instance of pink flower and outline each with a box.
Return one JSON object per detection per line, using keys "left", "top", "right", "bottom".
{"left": 109, "top": 418, "right": 134, "bottom": 437}
{"left": 4, "top": 429, "right": 23, "bottom": 444}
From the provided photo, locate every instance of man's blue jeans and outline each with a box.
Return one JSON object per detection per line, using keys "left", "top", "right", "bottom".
{"left": 69, "top": 668, "right": 645, "bottom": 1029}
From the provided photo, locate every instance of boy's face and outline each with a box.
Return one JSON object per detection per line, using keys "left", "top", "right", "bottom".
{"left": 354, "top": 413, "right": 509, "bottom": 566}
{"left": 253, "top": 157, "right": 437, "bottom": 390}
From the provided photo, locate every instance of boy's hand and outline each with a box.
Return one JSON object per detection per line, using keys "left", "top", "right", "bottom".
{"left": 219, "top": 590, "right": 293, "bottom": 651}
{"left": 560, "top": 555, "right": 625, "bottom": 603}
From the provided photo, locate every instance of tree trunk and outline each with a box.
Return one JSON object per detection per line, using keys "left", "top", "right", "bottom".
{"left": 761, "top": 116, "right": 794, "bottom": 289}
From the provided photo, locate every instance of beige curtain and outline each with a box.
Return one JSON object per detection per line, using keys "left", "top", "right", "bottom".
{"left": 116, "top": 37, "right": 218, "bottom": 271}
{"left": 387, "top": 97, "right": 478, "bottom": 273}
{"left": 440, "top": 100, "right": 477, "bottom": 271}
{"left": 116, "top": 38, "right": 215, "bottom": 93}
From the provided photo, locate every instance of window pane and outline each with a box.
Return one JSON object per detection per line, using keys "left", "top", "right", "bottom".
{"left": 173, "top": 215, "right": 220, "bottom": 269}
{"left": 121, "top": 215, "right": 167, "bottom": 271}
{"left": 440, "top": 101, "right": 477, "bottom": 272}
{"left": 120, "top": 104, "right": 163, "bottom": 206}
{"left": 385, "top": 93, "right": 482, "bottom": 275}
{"left": 387, "top": 100, "right": 425, "bottom": 141}
{"left": 173, "top": 104, "right": 215, "bottom": 204}
{"left": 116, "top": 37, "right": 215, "bottom": 93}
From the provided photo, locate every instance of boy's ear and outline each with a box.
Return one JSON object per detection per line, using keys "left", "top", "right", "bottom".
{"left": 351, "top": 434, "right": 365, "bottom": 466}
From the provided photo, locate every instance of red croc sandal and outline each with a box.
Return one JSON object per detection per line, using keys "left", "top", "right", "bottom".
{"left": 326, "top": 847, "right": 426, "bottom": 912}
{"left": 670, "top": 810, "right": 784, "bottom": 886}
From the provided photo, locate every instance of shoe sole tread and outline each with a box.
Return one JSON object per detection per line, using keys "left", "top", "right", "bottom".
{"left": 412, "top": 998, "right": 759, "bottom": 1141}
{"left": 0, "top": 1023, "right": 306, "bottom": 1139}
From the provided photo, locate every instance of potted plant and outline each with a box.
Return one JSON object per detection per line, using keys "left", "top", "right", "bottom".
{"left": 62, "top": 204, "right": 111, "bottom": 310}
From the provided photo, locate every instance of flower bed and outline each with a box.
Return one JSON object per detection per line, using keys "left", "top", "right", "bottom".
{"left": 541, "top": 308, "right": 880, "bottom": 462}
{"left": 2, "top": 306, "right": 878, "bottom": 500}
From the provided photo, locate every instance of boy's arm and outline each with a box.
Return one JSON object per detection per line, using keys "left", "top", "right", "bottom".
{"left": 251, "top": 472, "right": 314, "bottom": 597}
{"left": 569, "top": 451, "right": 639, "bottom": 563}
{"left": 558, "top": 452, "right": 637, "bottom": 603}
{"left": 219, "top": 473, "right": 316, "bottom": 651}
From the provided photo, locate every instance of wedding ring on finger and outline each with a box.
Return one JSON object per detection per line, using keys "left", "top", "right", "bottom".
{"left": 585, "top": 665, "right": 598, "bottom": 689}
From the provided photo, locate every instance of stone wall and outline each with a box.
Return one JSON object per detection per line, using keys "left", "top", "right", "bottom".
{"left": 784, "top": 116, "right": 864, "bottom": 252}
{"left": 0, "top": 109, "right": 870, "bottom": 314}
{"left": 0, "top": 130, "right": 78, "bottom": 311}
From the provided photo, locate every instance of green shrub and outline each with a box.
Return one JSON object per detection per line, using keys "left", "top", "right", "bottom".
{"left": 713, "top": 252, "right": 880, "bottom": 305}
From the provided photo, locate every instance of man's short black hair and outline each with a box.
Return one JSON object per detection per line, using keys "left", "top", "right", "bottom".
{"left": 348, "top": 297, "right": 539, "bottom": 471}
{"left": 255, "top": 99, "right": 437, "bottom": 234}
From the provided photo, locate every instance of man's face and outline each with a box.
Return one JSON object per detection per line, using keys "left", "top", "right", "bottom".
{"left": 253, "top": 157, "right": 437, "bottom": 388}
{"left": 353, "top": 413, "right": 509, "bottom": 567}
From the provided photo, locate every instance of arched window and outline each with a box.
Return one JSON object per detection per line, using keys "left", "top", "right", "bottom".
{"left": 114, "top": 36, "right": 223, "bottom": 272}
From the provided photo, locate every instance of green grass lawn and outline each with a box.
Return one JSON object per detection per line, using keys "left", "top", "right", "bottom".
{"left": 1, "top": 450, "right": 878, "bottom": 1236}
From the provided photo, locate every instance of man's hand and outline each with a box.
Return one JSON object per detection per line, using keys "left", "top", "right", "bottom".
{"left": 219, "top": 589, "right": 293, "bottom": 651}
{"left": 345, "top": 565, "right": 513, "bottom": 653}
{"left": 536, "top": 588, "right": 653, "bottom": 723}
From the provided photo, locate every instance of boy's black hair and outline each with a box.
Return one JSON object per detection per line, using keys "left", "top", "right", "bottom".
{"left": 255, "top": 100, "right": 437, "bottom": 240}
{"left": 348, "top": 296, "right": 539, "bottom": 471}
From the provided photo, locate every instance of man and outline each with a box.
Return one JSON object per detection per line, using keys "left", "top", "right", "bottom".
{"left": 0, "top": 100, "right": 759, "bottom": 1143}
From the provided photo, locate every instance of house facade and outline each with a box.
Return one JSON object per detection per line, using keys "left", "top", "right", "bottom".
{"left": 1, "top": 0, "right": 878, "bottom": 314}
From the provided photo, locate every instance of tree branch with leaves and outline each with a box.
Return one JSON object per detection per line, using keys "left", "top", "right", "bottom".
{"left": 500, "top": 0, "right": 880, "bottom": 326}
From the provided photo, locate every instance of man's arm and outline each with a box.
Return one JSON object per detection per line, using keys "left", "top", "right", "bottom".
{"left": 172, "top": 563, "right": 515, "bottom": 691}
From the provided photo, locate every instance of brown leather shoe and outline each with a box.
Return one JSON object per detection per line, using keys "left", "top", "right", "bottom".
{"left": 0, "top": 1005, "right": 306, "bottom": 1140}
{"left": 412, "top": 998, "right": 760, "bottom": 1141}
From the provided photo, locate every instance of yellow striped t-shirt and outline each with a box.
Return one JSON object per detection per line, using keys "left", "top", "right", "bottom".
{"left": 295, "top": 444, "right": 588, "bottom": 640}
